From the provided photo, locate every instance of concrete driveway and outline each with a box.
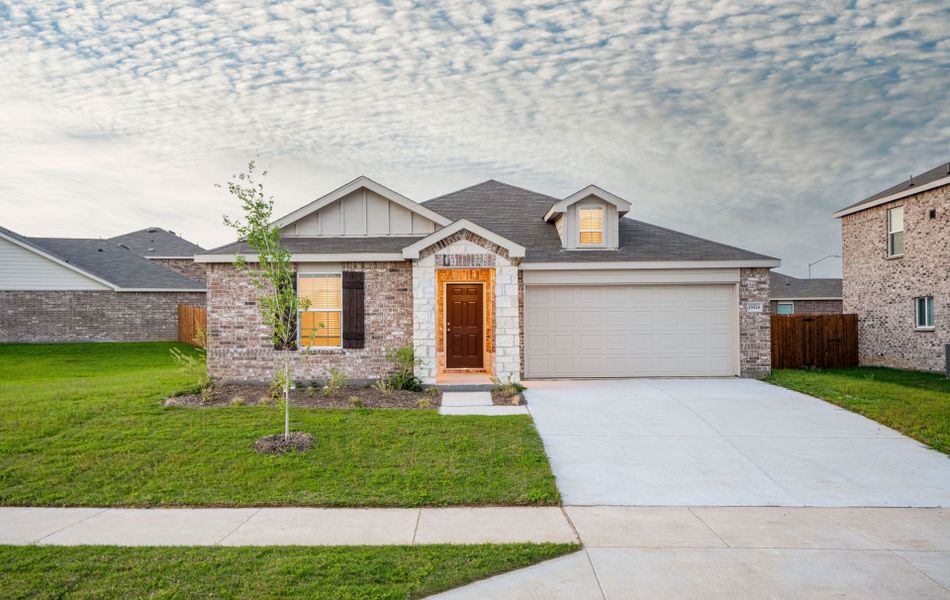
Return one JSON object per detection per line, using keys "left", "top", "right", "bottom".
{"left": 526, "top": 378, "right": 950, "bottom": 507}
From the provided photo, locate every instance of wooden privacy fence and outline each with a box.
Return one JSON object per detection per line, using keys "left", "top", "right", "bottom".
{"left": 771, "top": 313, "right": 858, "bottom": 369}
{"left": 178, "top": 304, "right": 207, "bottom": 348}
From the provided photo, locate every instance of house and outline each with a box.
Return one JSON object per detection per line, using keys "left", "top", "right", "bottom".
{"left": 833, "top": 160, "right": 949, "bottom": 372}
{"left": 109, "top": 227, "right": 207, "bottom": 284}
{"left": 0, "top": 225, "right": 205, "bottom": 343}
{"left": 770, "top": 272, "right": 842, "bottom": 315}
{"left": 196, "top": 177, "right": 779, "bottom": 384}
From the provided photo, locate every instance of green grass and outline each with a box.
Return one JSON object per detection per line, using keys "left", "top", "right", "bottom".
{"left": 0, "top": 543, "right": 579, "bottom": 599}
{"left": 0, "top": 343, "right": 558, "bottom": 507}
{"left": 767, "top": 367, "right": 950, "bottom": 455}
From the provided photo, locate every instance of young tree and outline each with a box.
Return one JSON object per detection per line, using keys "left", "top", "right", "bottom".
{"left": 222, "top": 161, "right": 309, "bottom": 440}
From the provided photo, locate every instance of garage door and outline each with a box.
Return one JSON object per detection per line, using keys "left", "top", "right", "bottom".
{"left": 524, "top": 284, "right": 737, "bottom": 378}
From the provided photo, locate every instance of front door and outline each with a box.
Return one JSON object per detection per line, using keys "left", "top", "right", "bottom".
{"left": 446, "top": 283, "right": 483, "bottom": 369}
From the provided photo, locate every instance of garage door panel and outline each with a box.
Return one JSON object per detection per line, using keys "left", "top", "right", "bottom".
{"left": 525, "top": 284, "right": 737, "bottom": 378}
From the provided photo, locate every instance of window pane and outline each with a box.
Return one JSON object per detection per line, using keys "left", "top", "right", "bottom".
{"left": 777, "top": 303, "right": 794, "bottom": 315}
{"left": 927, "top": 297, "right": 935, "bottom": 327}
{"left": 579, "top": 231, "right": 603, "bottom": 244}
{"left": 299, "top": 274, "right": 342, "bottom": 309}
{"left": 579, "top": 208, "right": 603, "bottom": 230}
{"left": 916, "top": 298, "right": 925, "bottom": 327}
{"left": 300, "top": 311, "right": 342, "bottom": 346}
{"left": 889, "top": 231, "right": 904, "bottom": 255}
{"left": 888, "top": 206, "right": 903, "bottom": 233}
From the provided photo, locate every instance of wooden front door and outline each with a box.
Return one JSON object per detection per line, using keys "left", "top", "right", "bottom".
{"left": 446, "top": 283, "right": 483, "bottom": 369}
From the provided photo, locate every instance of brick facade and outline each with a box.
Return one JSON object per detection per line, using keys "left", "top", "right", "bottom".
{"left": 150, "top": 258, "right": 208, "bottom": 285}
{"left": 739, "top": 267, "right": 772, "bottom": 378}
{"left": 842, "top": 184, "right": 949, "bottom": 371}
{"left": 0, "top": 290, "right": 205, "bottom": 342}
{"left": 206, "top": 262, "right": 412, "bottom": 383}
{"left": 770, "top": 299, "right": 843, "bottom": 314}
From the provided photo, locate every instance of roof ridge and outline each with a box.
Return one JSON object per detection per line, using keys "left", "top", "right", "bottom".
{"left": 423, "top": 179, "right": 560, "bottom": 204}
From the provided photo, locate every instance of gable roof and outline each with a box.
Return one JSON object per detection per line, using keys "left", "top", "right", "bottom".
{"left": 109, "top": 227, "right": 205, "bottom": 258}
{"left": 272, "top": 175, "right": 452, "bottom": 230}
{"left": 402, "top": 219, "right": 526, "bottom": 259}
{"left": 423, "top": 180, "right": 778, "bottom": 264}
{"left": 0, "top": 225, "right": 204, "bottom": 291}
{"left": 834, "top": 160, "right": 950, "bottom": 218}
{"left": 543, "top": 184, "right": 632, "bottom": 222}
{"left": 771, "top": 272, "right": 842, "bottom": 300}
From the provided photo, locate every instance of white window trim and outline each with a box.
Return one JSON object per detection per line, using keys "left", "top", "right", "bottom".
{"left": 887, "top": 206, "right": 904, "bottom": 257}
{"left": 776, "top": 302, "right": 795, "bottom": 315}
{"left": 915, "top": 296, "right": 935, "bottom": 330}
{"left": 577, "top": 204, "right": 606, "bottom": 248}
{"left": 297, "top": 272, "right": 343, "bottom": 349}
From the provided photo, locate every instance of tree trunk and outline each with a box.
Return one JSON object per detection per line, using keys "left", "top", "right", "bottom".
{"left": 283, "top": 350, "right": 291, "bottom": 440}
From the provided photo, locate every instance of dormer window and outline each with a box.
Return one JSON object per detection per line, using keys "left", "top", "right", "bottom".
{"left": 578, "top": 206, "right": 604, "bottom": 246}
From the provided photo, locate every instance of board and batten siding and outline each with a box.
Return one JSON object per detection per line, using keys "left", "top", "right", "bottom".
{"left": 561, "top": 196, "right": 620, "bottom": 250}
{"left": 0, "top": 236, "right": 109, "bottom": 290}
{"left": 284, "top": 188, "right": 439, "bottom": 237}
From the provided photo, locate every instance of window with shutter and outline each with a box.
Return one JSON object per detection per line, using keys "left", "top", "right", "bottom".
{"left": 298, "top": 273, "right": 343, "bottom": 347}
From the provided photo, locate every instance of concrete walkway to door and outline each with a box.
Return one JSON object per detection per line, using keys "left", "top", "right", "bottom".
{"left": 525, "top": 378, "right": 950, "bottom": 507}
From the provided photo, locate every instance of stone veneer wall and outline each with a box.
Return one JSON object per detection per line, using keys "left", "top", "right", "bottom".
{"left": 739, "top": 267, "right": 772, "bottom": 378}
{"left": 206, "top": 261, "right": 412, "bottom": 382}
{"left": 150, "top": 258, "right": 208, "bottom": 285}
{"left": 769, "top": 299, "right": 843, "bottom": 314}
{"left": 842, "top": 185, "right": 949, "bottom": 371}
{"left": 412, "top": 230, "right": 521, "bottom": 384}
{"left": 0, "top": 290, "right": 205, "bottom": 342}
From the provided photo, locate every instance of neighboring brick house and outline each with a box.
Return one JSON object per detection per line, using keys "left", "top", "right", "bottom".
{"left": 110, "top": 227, "right": 207, "bottom": 284}
{"left": 834, "top": 160, "right": 950, "bottom": 372}
{"left": 770, "top": 272, "right": 842, "bottom": 315}
{"left": 0, "top": 225, "right": 205, "bottom": 343}
{"left": 197, "top": 176, "right": 779, "bottom": 383}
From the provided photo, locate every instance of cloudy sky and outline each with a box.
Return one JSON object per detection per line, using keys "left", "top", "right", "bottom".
{"left": 1, "top": 1, "right": 947, "bottom": 277}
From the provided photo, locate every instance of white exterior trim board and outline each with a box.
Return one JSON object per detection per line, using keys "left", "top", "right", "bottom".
{"left": 195, "top": 252, "right": 406, "bottom": 263}
{"left": 402, "top": 220, "right": 526, "bottom": 259}
{"left": 522, "top": 259, "right": 780, "bottom": 270}
{"left": 544, "top": 184, "right": 632, "bottom": 222}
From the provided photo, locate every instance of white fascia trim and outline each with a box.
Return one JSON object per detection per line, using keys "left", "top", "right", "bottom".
{"left": 195, "top": 252, "right": 406, "bottom": 263}
{"left": 145, "top": 256, "right": 194, "bottom": 260}
{"left": 771, "top": 297, "right": 842, "bottom": 301}
{"left": 272, "top": 175, "right": 452, "bottom": 229}
{"left": 521, "top": 259, "right": 781, "bottom": 270}
{"left": 544, "top": 184, "right": 632, "bottom": 222}
{"left": 0, "top": 230, "right": 120, "bottom": 290}
{"left": 401, "top": 219, "right": 526, "bottom": 259}
{"left": 116, "top": 288, "right": 207, "bottom": 293}
{"left": 833, "top": 176, "right": 950, "bottom": 218}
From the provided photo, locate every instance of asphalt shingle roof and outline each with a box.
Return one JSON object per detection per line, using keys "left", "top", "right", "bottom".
{"left": 770, "top": 272, "right": 842, "bottom": 299}
{"left": 0, "top": 226, "right": 203, "bottom": 290}
{"left": 422, "top": 180, "right": 777, "bottom": 263}
{"left": 839, "top": 161, "right": 950, "bottom": 213}
{"left": 206, "top": 236, "right": 421, "bottom": 255}
{"left": 109, "top": 227, "right": 205, "bottom": 258}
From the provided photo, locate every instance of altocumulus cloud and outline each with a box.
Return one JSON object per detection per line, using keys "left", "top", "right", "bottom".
{"left": 0, "top": 0, "right": 947, "bottom": 275}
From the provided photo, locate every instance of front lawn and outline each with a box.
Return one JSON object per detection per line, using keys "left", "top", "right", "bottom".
{"left": 767, "top": 367, "right": 950, "bottom": 455}
{"left": 0, "top": 343, "right": 558, "bottom": 507}
{"left": 0, "top": 543, "right": 578, "bottom": 599}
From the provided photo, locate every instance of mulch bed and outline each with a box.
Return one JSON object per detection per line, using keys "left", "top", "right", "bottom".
{"left": 491, "top": 390, "right": 526, "bottom": 406}
{"left": 166, "top": 382, "right": 442, "bottom": 409}
{"left": 254, "top": 432, "right": 314, "bottom": 455}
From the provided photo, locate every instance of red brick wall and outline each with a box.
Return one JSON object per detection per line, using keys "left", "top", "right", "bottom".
{"left": 842, "top": 185, "right": 949, "bottom": 371}
{"left": 0, "top": 290, "right": 205, "bottom": 342}
{"left": 739, "top": 267, "right": 772, "bottom": 378}
{"left": 206, "top": 262, "right": 412, "bottom": 383}
{"left": 770, "top": 299, "right": 843, "bottom": 314}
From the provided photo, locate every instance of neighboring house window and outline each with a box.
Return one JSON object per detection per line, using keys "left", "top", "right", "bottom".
{"left": 578, "top": 206, "right": 604, "bottom": 245}
{"left": 887, "top": 206, "right": 904, "bottom": 256}
{"left": 776, "top": 302, "right": 794, "bottom": 315}
{"left": 298, "top": 273, "right": 343, "bottom": 347}
{"left": 915, "top": 296, "right": 934, "bottom": 329}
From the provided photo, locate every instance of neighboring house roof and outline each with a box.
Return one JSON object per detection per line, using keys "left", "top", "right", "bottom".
{"left": 109, "top": 227, "right": 205, "bottom": 258}
{"left": 834, "top": 160, "right": 950, "bottom": 218}
{"left": 0, "top": 225, "right": 204, "bottom": 291}
{"left": 198, "top": 178, "right": 778, "bottom": 266}
{"left": 423, "top": 180, "right": 777, "bottom": 264}
{"left": 771, "top": 272, "right": 842, "bottom": 300}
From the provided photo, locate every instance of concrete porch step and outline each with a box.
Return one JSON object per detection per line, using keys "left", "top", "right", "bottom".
{"left": 441, "top": 392, "right": 492, "bottom": 407}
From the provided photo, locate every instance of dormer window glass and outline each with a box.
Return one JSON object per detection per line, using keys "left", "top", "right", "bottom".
{"left": 578, "top": 206, "right": 604, "bottom": 245}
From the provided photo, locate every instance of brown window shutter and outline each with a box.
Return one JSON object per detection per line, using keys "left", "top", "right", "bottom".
{"left": 342, "top": 271, "right": 365, "bottom": 349}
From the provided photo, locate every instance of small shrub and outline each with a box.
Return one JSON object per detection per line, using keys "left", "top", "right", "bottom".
{"left": 323, "top": 367, "right": 347, "bottom": 397}
{"left": 425, "top": 386, "right": 440, "bottom": 396}
{"left": 348, "top": 396, "right": 364, "bottom": 408}
{"left": 372, "top": 378, "right": 393, "bottom": 394}
{"left": 200, "top": 376, "right": 219, "bottom": 404}
{"left": 416, "top": 397, "right": 433, "bottom": 409}
{"left": 269, "top": 370, "right": 289, "bottom": 402}
{"left": 491, "top": 375, "right": 527, "bottom": 396}
{"left": 230, "top": 396, "right": 247, "bottom": 407}
{"left": 381, "top": 346, "right": 423, "bottom": 391}
{"left": 305, "top": 383, "right": 318, "bottom": 398}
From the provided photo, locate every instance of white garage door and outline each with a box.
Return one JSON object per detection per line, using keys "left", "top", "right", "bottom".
{"left": 524, "top": 284, "right": 738, "bottom": 378}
